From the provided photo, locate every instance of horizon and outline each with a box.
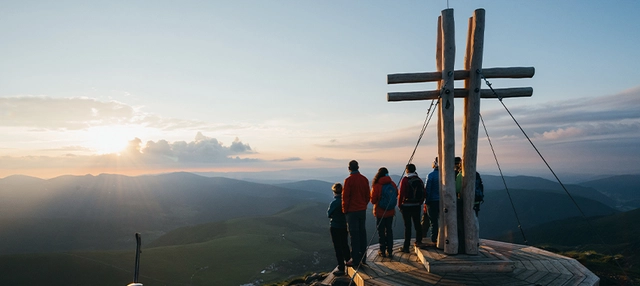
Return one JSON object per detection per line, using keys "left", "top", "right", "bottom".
{"left": 4, "top": 168, "right": 639, "bottom": 185}
{"left": 2, "top": 1, "right": 639, "bottom": 179}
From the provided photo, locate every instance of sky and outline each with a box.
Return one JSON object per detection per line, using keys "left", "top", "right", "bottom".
{"left": 1, "top": 1, "right": 639, "bottom": 180}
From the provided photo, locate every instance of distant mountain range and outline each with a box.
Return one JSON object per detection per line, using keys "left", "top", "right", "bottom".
{"left": 479, "top": 188, "right": 617, "bottom": 239}
{"left": 1, "top": 172, "right": 639, "bottom": 285}
{"left": 578, "top": 175, "right": 640, "bottom": 210}
{"left": 1, "top": 172, "right": 638, "bottom": 253}
{"left": 0, "top": 172, "right": 328, "bottom": 255}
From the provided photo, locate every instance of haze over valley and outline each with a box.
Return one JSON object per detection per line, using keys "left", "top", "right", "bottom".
{"left": 0, "top": 172, "right": 638, "bottom": 284}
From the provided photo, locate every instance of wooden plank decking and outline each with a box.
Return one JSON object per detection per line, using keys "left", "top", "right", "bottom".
{"left": 322, "top": 239, "right": 599, "bottom": 286}
{"left": 417, "top": 239, "right": 515, "bottom": 273}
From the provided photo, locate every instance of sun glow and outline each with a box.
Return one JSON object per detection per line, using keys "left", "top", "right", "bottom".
{"left": 86, "top": 125, "right": 137, "bottom": 155}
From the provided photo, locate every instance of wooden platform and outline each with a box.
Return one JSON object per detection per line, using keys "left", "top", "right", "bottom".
{"left": 417, "top": 240, "right": 515, "bottom": 273}
{"left": 321, "top": 239, "right": 599, "bottom": 286}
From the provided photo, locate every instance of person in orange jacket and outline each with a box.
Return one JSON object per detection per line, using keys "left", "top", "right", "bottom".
{"left": 370, "top": 167, "right": 397, "bottom": 257}
{"left": 342, "top": 160, "right": 370, "bottom": 267}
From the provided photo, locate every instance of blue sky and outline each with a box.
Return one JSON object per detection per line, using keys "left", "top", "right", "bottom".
{"left": 1, "top": 1, "right": 639, "bottom": 179}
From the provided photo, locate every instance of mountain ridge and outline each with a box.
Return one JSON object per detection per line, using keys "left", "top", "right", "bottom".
{"left": 0, "top": 172, "right": 329, "bottom": 255}
{"left": 1, "top": 172, "right": 638, "bottom": 255}
{"left": 1, "top": 171, "right": 639, "bottom": 284}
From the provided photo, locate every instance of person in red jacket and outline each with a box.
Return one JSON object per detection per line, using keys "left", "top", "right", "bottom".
{"left": 370, "top": 167, "right": 397, "bottom": 258}
{"left": 342, "top": 160, "right": 370, "bottom": 267}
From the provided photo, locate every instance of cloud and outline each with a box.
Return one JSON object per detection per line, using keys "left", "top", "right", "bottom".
{"left": 42, "top": 146, "right": 94, "bottom": 152}
{"left": 139, "top": 114, "right": 220, "bottom": 131}
{"left": 3, "top": 87, "right": 640, "bottom": 178}
{"left": 0, "top": 96, "right": 246, "bottom": 132}
{"left": 0, "top": 96, "right": 135, "bottom": 130}
{"left": 315, "top": 157, "right": 343, "bottom": 162}
{"left": 229, "top": 137, "right": 253, "bottom": 153}
{"left": 303, "top": 88, "right": 640, "bottom": 178}
{"left": 122, "top": 132, "right": 256, "bottom": 163}
{"left": 315, "top": 125, "right": 432, "bottom": 152}
{"left": 469, "top": 88, "right": 640, "bottom": 175}
{"left": 0, "top": 133, "right": 260, "bottom": 178}
{"left": 272, "top": 157, "right": 302, "bottom": 162}
{"left": 535, "top": 122, "right": 640, "bottom": 142}
{"left": 143, "top": 139, "right": 173, "bottom": 156}
{"left": 481, "top": 87, "right": 640, "bottom": 144}
{"left": 308, "top": 87, "right": 640, "bottom": 176}
{"left": 538, "top": 127, "right": 584, "bottom": 140}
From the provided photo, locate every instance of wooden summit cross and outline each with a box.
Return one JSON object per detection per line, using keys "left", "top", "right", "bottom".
{"left": 387, "top": 8, "right": 534, "bottom": 255}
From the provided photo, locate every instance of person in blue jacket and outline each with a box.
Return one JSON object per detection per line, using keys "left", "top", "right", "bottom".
{"left": 327, "top": 183, "right": 351, "bottom": 276}
{"left": 423, "top": 157, "right": 440, "bottom": 243}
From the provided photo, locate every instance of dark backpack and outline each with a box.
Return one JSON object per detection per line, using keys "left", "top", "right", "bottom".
{"left": 475, "top": 172, "right": 484, "bottom": 203}
{"left": 404, "top": 176, "right": 424, "bottom": 204}
{"left": 379, "top": 183, "right": 398, "bottom": 210}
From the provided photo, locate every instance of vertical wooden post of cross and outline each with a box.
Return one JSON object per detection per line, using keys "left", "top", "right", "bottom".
{"left": 436, "top": 14, "right": 445, "bottom": 251}
{"left": 439, "top": 8, "right": 458, "bottom": 255}
{"left": 461, "top": 8, "right": 485, "bottom": 255}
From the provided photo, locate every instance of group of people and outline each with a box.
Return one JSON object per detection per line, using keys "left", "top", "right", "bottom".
{"left": 327, "top": 157, "right": 484, "bottom": 275}
{"left": 326, "top": 159, "right": 442, "bottom": 276}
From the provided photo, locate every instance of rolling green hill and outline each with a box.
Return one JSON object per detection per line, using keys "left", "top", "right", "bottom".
{"left": 515, "top": 207, "right": 640, "bottom": 247}
{"left": 479, "top": 188, "right": 618, "bottom": 239}
{"left": 481, "top": 175, "right": 617, "bottom": 208}
{"left": 497, "top": 208, "right": 640, "bottom": 285}
{"left": 0, "top": 202, "right": 335, "bottom": 286}
{"left": 1, "top": 172, "right": 636, "bottom": 285}
{"left": 0, "top": 172, "right": 328, "bottom": 255}
{"left": 274, "top": 180, "right": 335, "bottom": 195}
{"left": 578, "top": 174, "right": 640, "bottom": 210}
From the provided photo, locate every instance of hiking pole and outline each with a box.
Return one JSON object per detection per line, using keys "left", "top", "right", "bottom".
{"left": 127, "top": 233, "right": 143, "bottom": 286}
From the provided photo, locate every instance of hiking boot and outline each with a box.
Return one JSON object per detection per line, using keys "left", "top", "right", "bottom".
{"left": 400, "top": 247, "right": 410, "bottom": 253}
{"left": 333, "top": 269, "right": 345, "bottom": 276}
{"left": 345, "top": 259, "right": 354, "bottom": 266}
{"left": 378, "top": 250, "right": 387, "bottom": 257}
{"left": 419, "top": 243, "right": 432, "bottom": 249}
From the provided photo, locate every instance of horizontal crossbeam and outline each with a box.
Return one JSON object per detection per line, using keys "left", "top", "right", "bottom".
{"left": 388, "top": 67, "right": 534, "bottom": 84}
{"left": 387, "top": 87, "right": 532, "bottom": 102}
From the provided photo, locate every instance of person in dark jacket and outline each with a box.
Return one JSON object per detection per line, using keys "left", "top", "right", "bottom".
{"left": 327, "top": 183, "right": 350, "bottom": 275}
{"left": 423, "top": 158, "right": 440, "bottom": 243}
{"left": 455, "top": 157, "right": 484, "bottom": 216}
{"left": 398, "top": 163, "right": 424, "bottom": 252}
{"left": 370, "top": 167, "right": 397, "bottom": 258}
{"left": 342, "top": 160, "right": 370, "bottom": 267}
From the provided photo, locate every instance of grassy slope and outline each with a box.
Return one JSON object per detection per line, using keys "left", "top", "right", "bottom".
{"left": 0, "top": 252, "right": 132, "bottom": 285}
{"left": 523, "top": 208, "right": 640, "bottom": 246}
{"left": 274, "top": 180, "right": 335, "bottom": 195}
{"left": 0, "top": 202, "right": 333, "bottom": 286}
{"left": 480, "top": 189, "right": 617, "bottom": 239}
{"left": 0, "top": 173, "right": 329, "bottom": 255}
{"left": 509, "top": 208, "right": 640, "bottom": 285}
{"left": 481, "top": 175, "right": 617, "bottom": 208}
{"left": 578, "top": 174, "right": 640, "bottom": 210}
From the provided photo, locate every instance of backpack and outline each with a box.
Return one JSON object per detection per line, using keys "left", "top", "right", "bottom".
{"left": 474, "top": 172, "right": 484, "bottom": 204}
{"left": 379, "top": 183, "right": 398, "bottom": 210}
{"left": 403, "top": 176, "right": 425, "bottom": 204}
